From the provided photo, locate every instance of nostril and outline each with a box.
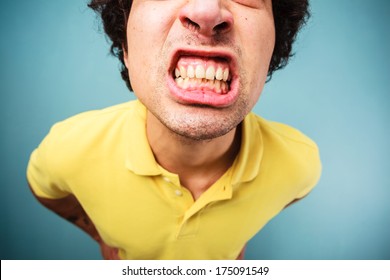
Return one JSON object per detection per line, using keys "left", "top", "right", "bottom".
{"left": 183, "top": 18, "right": 200, "bottom": 32}
{"left": 213, "top": 22, "right": 230, "bottom": 34}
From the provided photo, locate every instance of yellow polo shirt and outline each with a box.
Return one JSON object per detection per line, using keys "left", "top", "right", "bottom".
{"left": 27, "top": 100, "right": 321, "bottom": 259}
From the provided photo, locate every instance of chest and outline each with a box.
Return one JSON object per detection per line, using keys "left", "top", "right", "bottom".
{"left": 75, "top": 174, "right": 279, "bottom": 259}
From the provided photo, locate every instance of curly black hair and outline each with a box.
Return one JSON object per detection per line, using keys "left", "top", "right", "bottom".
{"left": 88, "top": 0, "right": 310, "bottom": 91}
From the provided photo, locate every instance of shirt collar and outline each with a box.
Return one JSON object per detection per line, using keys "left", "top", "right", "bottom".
{"left": 125, "top": 100, "right": 162, "bottom": 176}
{"left": 230, "top": 113, "right": 264, "bottom": 185}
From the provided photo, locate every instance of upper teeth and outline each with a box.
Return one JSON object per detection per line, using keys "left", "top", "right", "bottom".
{"left": 175, "top": 65, "right": 230, "bottom": 82}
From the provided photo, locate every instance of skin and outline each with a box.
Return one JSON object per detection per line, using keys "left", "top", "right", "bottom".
{"left": 124, "top": 0, "right": 275, "bottom": 197}
{"left": 31, "top": 0, "right": 277, "bottom": 260}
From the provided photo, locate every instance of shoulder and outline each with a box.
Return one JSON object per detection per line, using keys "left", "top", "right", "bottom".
{"left": 251, "top": 114, "right": 318, "bottom": 151}
{"left": 249, "top": 113, "right": 320, "bottom": 159}
{"left": 45, "top": 101, "right": 142, "bottom": 148}
{"left": 249, "top": 113, "right": 322, "bottom": 198}
{"left": 51, "top": 101, "right": 135, "bottom": 135}
{"left": 33, "top": 101, "right": 137, "bottom": 176}
{"left": 27, "top": 101, "right": 138, "bottom": 198}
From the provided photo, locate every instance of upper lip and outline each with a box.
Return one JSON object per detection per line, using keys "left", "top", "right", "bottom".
{"left": 168, "top": 48, "right": 237, "bottom": 78}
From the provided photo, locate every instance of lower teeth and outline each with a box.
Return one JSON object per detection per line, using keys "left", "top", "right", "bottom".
{"left": 175, "top": 77, "right": 229, "bottom": 94}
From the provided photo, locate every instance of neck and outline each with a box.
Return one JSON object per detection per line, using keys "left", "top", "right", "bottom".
{"left": 146, "top": 111, "right": 241, "bottom": 199}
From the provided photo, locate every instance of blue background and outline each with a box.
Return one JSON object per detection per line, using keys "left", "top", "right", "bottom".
{"left": 1, "top": 0, "right": 389, "bottom": 259}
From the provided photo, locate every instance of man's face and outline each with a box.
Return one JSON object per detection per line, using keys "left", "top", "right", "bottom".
{"left": 124, "top": 0, "right": 275, "bottom": 140}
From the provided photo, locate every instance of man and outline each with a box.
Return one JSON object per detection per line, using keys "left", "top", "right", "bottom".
{"left": 27, "top": 0, "right": 321, "bottom": 260}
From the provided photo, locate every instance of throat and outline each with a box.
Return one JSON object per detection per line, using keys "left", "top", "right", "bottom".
{"left": 147, "top": 111, "right": 241, "bottom": 199}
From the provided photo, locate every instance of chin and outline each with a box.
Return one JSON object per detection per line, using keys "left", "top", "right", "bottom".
{"left": 157, "top": 106, "right": 243, "bottom": 141}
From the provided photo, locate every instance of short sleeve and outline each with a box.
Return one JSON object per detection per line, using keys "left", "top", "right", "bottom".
{"left": 26, "top": 126, "right": 71, "bottom": 199}
{"left": 295, "top": 143, "right": 322, "bottom": 199}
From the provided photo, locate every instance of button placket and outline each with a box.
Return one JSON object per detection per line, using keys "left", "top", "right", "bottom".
{"left": 162, "top": 176, "right": 183, "bottom": 197}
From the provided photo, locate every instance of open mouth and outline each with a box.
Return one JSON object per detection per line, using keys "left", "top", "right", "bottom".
{"left": 173, "top": 56, "right": 231, "bottom": 95}
{"left": 168, "top": 51, "right": 237, "bottom": 107}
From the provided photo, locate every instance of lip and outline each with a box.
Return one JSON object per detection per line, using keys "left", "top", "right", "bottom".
{"left": 167, "top": 48, "right": 239, "bottom": 108}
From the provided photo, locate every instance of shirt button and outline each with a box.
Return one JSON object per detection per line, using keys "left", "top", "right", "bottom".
{"left": 163, "top": 177, "right": 171, "bottom": 183}
{"left": 175, "top": 190, "right": 183, "bottom": 196}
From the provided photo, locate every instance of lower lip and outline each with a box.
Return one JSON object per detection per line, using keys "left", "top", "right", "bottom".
{"left": 167, "top": 76, "right": 239, "bottom": 108}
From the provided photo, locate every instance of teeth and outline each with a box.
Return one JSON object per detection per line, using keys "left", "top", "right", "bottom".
{"left": 175, "top": 77, "right": 184, "bottom": 86}
{"left": 195, "top": 65, "right": 205, "bottom": 79}
{"left": 175, "top": 64, "right": 230, "bottom": 83}
{"left": 180, "top": 66, "right": 187, "bottom": 79}
{"left": 187, "top": 65, "right": 195, "bottom": 78}
{"left": 215, "top": 80, "right": 221, "bottom": 93}
{"left": 175, "top": 76, "right": 229, "bottom": 94}
{"left": 215, "top": 67, "right": 223, "bottom": 81}
{"left": 189, "top": 79, "right": 196, "bottom": 87}
{"left": 183, "top": 77, "right": 190, "bottom": 89}
{"left": 223, "top": 69, "right": 229, "bottom": 82}
{"left": 205, "top": 66, "right": 215, "bottom": 80}
{"left": 221, "top": 81, "right": 227, "bottom": 92}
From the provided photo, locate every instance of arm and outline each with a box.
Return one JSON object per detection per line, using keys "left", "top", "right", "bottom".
{"left": 28, "top": 183, "right": 100, "bottom": 242}
{"left": 283, "top": 192, "right": 311, "bottom": 209}
{"left": 236, "top": 245, "right": 246, "bottom": 260}
{"left": 28, "top": 183, "right": 119, "bottom": 259}
{"left": 283, "top": 198, "right": 302, "bottom": 209}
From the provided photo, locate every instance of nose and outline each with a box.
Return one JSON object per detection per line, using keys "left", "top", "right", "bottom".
{"left": 179, "top": 0, "right": 233, "bottom": 37}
